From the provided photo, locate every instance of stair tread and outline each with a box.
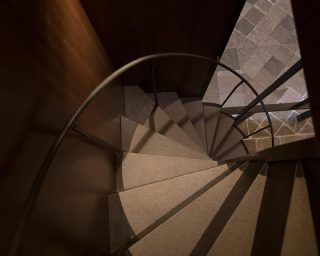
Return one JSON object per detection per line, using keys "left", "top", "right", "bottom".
{"left": 203, "top": 105, "right": 220, "bottom": 153}
{"left": 119, "top": 153, "right": 218, "bottom": 191}
{"left": 127, "top": 166, "right": 244, "bottom": 255}
{"left": 144, "top": 106, "right": 205, "bottom": 153}
{"left": 208, "top": 165, "right": 267, "bottom": 255}
{"left": 121, "top": 116, "right": 210, "bottom": 159}
{"left": 251, "top": 161, "right": 296, "bottom": 255}
{"left": 124, "top": 86, "right": 155, "bottom": 124}
{"left": 148, "top": 91, "right": 179, "bottom": 108}
{"left": 109, "top": 164, "right": 229, "bottom": 251}
{"left": 281, "top": 162, "right": 318, "bottom": 255}
{"left": 218, "top": 142, "right": 247, "bottom": 162}
{"left": 117, "top": 164, "right": 228, "bottom": 233}
{"left": 183, "top": 99, "right": 208, "bottom": 152}
{"left": 215, "top": 127, "right": 245, "bottom": 159}
{"left": 163, "top": 98, "right": 203, "bottom": 149}
{"left": 211, "top": 112, "right": 235, "bottom": 154}
{"left": 124, "top": 86, "right": 205, "bottom": 153}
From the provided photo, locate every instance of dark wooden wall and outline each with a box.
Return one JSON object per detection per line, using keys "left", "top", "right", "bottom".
{"left": 81, "top": 0, "right": 245, "bottom": 97}
{"left": 0, "top": 0, "right": 123, "bottom": 254}
{"left": 291, "top": 0, "right": 320, "bottom": 147}
{"left": 0, "top": 0, "right": 246, "bottom": 254}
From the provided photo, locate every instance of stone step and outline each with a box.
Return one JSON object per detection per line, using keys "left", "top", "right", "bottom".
{"left": 217, "top": 142, "right": 248, "bottom": 162}
{"left": 118, "top": 153, "right": 218, "bottom": 191}
{"left": 211, "top": 112, "right": 234, "bottom": 155}
{"left": 127, "top": 166, "right": 247, "bottom": 255}
{"left": 207, "top": 164, "right": 267, "bottom": 255}
{"left": 109, "top": 164, "right": 229, "bottom": 251}
{"left": 145, "top": 105, "right": 205, "bottom": 153}
{"left": 203, "top": 105, "right": 220, "bottom": 153}
{"left": 183, "top": 99, "right": 208, "bottom": 152}
{"left": 121, "top": 116, "right": 210, "bottom": 160}
{"left": 124, "top": 86, "right": 205, "bottom": 153}
{"left": 163, "top": 98, "right": 203, "bottom": 148}
{"left": 217, "top": 128, "right": 244, "bottom": 158}
{"left": 280, "top": 162, "right": 318, "bottom": 256}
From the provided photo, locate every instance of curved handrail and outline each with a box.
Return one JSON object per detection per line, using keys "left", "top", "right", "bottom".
{"left": 217, "top": 77, "right": 275, "bottom": 146}
{"left": 205, "top": 64, "right": 274, "bottom": 147}
{"left": 9, "top": 53, "right": 274, "bottom": 255}
{"left": 220, "top": 81, "right": 244, "bottom": 107}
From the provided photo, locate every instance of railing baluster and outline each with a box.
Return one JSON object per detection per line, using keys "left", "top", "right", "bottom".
{"left": 296, "top": 110, "right": 312, "bottom": 122}
{"left": 72, "top": 125, "right": 122, "bottom": 152}
{"left": 234, "top": 60, "right": 303, "bottom": 125}
{"left": 243, "top": 125, "right": 271, "bottom": 139}
{"left": 221, "top": 80, "right": 244, "bottom": 107}
{"left": 151, "top": 60, "right": 159, "bottom": 106}
{"left": 290, "top": 98, "right": 309, "bottom": 110}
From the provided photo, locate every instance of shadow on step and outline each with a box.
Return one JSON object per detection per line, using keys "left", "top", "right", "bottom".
{"left": 127, "top": 106, "right": 178, "bottom": 153}
{"left": 303, "top": 158, "right": 320, "bottom": 250}
{"left": 190, "top": 161, "right": 264, "bottom": 255}
{"left": 119, "top": 162, "right": 245, "bottom": 252}
{"left": 251, "top": 161, "right": 296, "bottom": 256}
{"left": 191, "top": 111, "right": 205, "bottom": 124}
{"left": 147, "top": 109, "right": 176, "bottom": 136}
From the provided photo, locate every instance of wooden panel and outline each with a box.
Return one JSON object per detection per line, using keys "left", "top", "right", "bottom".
{"left": 81, "top": 0, "right": 245, "bottom": 97}
{"left": 0, "top": 0, "right": 123, "bottom": 254}
{"left": 291, "top": 0, "right": 320, "bottom": 146}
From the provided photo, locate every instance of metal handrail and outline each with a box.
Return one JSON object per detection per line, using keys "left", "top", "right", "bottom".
{"left": 151, "top": 60, "right": 159, "bottom": 106}
{"left": 296, "top": 110, "right": 312, "bottom": 122}
{"left": 210, "top": 74, "right": 275, "bottom": 147}
{"left": 9, "top": 53, "right": 274, "bottom": 255}
{"left": 234, "top": 60, "right": 303, "bottom": 124}
{"left": 290, "top": 97, "right": 309, "bottom": 110}
{"left": 220, "top": 80, "right": 243, "bottom": 107}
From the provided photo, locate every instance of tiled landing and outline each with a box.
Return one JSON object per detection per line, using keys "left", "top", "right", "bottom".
{"left": 203, "top": 0, "right": 314, "bottom": 150}
{"left": 204, "top": 0, "right": 308, "bottom": 107}
{"left": 239, "top": 111, "right": 314, "bottom": 152}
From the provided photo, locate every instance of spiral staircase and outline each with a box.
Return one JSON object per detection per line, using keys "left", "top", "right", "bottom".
{"left": 108, "top": 85, "right": 318, "bottom": 256}
{"left": 9, "top": 54, "right": 319, "bottom": 256}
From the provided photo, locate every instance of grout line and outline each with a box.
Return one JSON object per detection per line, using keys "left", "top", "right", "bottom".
{"left": 116, "top": 163, "right": 222, "bottom": 193}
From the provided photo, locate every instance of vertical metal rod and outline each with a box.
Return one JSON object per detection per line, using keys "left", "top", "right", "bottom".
{"left": 221, "top": 80, "right": 244, "bottom": 107}
{"left": 235, "top": 60, "right": 303, "bottom": 124}
{"left": 296, "top": 110, "right": 312, "bottom": 122}
{"left": 243, "top": 125, "right": 271, "bottom": 139}
{"left": 290, "top": 98, "right": 309, "bottom": 110}
{"left": 71, "top": 126, "right": 122, "bottom": 152}
{"left": 151, "top": 60, "right": 159, "bottom": 106}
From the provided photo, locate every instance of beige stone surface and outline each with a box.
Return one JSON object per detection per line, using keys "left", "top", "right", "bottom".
{"left": 243, "top": 138, "right": 258, "bottom": 153}
{"left": 218, "top": 142, "right": 248, "bottom": 161}
{"left": 128, "top": 168, "right": 243, "bottom": 255}
{"left": 124, "top": 86, "right": 155, "bottom": 124}
{"left": 119, "top": 165, "right": 229, "bottom": 235}
{"left": 122, "top": 116, "right": 209, "bottom": 159}
{"left": 208, "top": 173, "right": 267, "bottom": 255}
{"left": 216, "top": 128, "right": 245, "bottom": 158}
{"left": 212, "top": 113, "right": 235, "bottom": 153}
{"left": 203, "top": 105, "right": 220, "bottom": 152}
{"left": 120, "top": 153, "right": 218, "bottom": 190}
{"left": 163, "top": 99, "right": 203, "bottom": 148}
{"left": 280, "top": 164, "right": 318, "bottom": 256}
{"left": 125, "top": 86, "right": 205, "bottom": 153}
{"left": 205, "top": 0, "right": 309, "bottom": 112}
{"left": 144, "top": 106, "right": 206, "bottom": 153}
{"left": 183, "top": 100, "right": 208, "bottom": 151}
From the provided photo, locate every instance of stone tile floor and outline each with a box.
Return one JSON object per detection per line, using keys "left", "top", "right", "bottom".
{"left": 203, "top": 0, "right": 315, "bottom": 151}
{"left": 239, "top": 111, "right": 314, "bottom": 152}
{"left": 204, "top": 0, "right": 307, "bottom": 105}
